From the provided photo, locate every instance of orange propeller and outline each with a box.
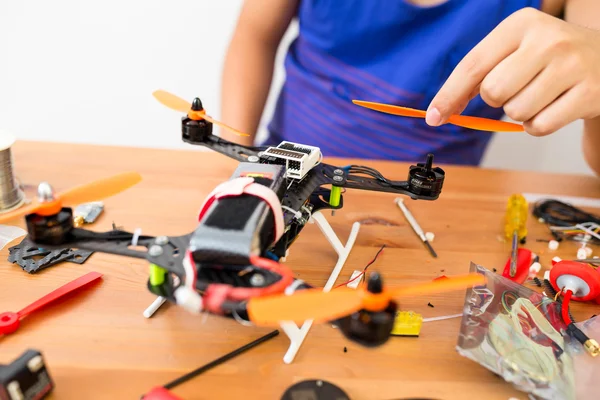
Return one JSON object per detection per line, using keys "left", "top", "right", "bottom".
{"left": 152, "top": 90, "right": 250, "bottom": 137}
{"left": 352, "top": 100, "right": 524, "bottom": 132}
{"left": 246, "top": 273, "right": 485, "bottom": 326}
{"left": 0, "top": 172, "right": 142, "bottom": 224}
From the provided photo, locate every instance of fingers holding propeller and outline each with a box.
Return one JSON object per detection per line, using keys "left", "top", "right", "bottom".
{"left": 246, "top": 272, "right": 485, "bottom": 326}
{"left": 152, "top": 90, "right": 250, "bottom": 137}
{"left": 352, "top": 100, "right": 524, "bottom": 132}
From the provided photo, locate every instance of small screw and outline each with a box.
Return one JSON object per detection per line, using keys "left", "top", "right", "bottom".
{"left": 250, "top": 274, "right": 265, "bottom": 287}
{"left": 155, "top": 236, "right": 169, "bottom": 245}
{"left": 37, "top": 182, "right": 55, "bottom": 202}
{"left": 332, "top": 175, "right": 343, "bottom": 182}
{"left": 333, "top": 169, "right": 344, "bottom": 175}
{"left": 247, "top": 155, "right": 259, "bottom": 163}
{"left": 149, "top": 245, "right": 163, "bottom": 257}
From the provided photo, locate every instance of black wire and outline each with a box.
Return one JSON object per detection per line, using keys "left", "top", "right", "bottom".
{"left": 338, "top": 244, "right": 387, "bottom": 288}
{"left": 365, "top": 244, "right": 386, "bottom": 270}
{"left": 161, "top": 330, "right": 279, "bottom": 390}
{"left": 533, "top": 199, "right": 600, "bottom": 227}
{"left": 348, "top": 164, "right": 381, "bottom": 175}
{"left": 349, "top": 169, "right": 387, "bottom": 183}
{"left": 348, "top": 165, "right": 397, "bottom": 186}
{"left": 348, "top": 165, "right": 388, "bottom": 181}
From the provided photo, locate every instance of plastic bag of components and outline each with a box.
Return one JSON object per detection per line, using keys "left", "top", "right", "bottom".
{"left": 0, "top": 225, "right": 26, "bottom": 250}
{"left": 456, "top": 262, "right": 598, "bottom": 400}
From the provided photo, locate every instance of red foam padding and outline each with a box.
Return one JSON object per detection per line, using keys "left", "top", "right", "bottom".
{"left": 549, "top": 261, "right": 600, "bottom": 302}
{"left": 502, "top": 248, "right": 532, "bottom": 284}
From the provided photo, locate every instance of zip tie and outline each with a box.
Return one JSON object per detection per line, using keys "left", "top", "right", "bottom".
{"left": 282, "top": 205, "right": 302, "bottom": 220}
{"left": 132, "top": 228, "right": 142, "bottom": 247}
{"left": 285, "top": 279, "right": 305, "bottom": 296}
{"left": 232, "top": 303, "right": 253, "bottom": 327}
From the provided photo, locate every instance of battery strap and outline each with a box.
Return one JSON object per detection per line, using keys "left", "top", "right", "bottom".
{"left": 198, "top": 177, "right": 284, "bottom": 245}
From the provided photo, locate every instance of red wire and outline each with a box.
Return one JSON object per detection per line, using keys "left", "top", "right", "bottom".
{"left": 562, "top": 289, "right": 573, "bottom": 325}
{"left": 247, "top": 255, "right": 294, "bottom": 296}
{"left": 203, "top": 255, "right": 295, "bottom": 314}
{"left": 334, "top": 271, "right": 365, "bottom": 289}
{"left": 334, "top": 244, "right": 386, "bottom": 289}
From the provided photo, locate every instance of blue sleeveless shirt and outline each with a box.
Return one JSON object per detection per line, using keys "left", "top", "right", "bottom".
{"left": 263, "top": 0, "right": 542, "bottom": 165}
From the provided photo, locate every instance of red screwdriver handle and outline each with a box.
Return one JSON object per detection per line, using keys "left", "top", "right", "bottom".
{"left": 17, "top": 271, "right": 103, "bottom": 318}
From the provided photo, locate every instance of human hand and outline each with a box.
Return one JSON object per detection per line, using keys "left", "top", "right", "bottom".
{"left": 426, "top": 7, "right": 600, "bottom": 136}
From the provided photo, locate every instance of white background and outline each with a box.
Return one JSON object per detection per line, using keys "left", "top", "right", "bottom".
{"left": 0, "top": 0, "right": 594, "bottom": 175}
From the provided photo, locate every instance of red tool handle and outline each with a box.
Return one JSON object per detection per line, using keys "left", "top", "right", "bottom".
{"left": 502, "top": 248, "right": 532, "bottom": 284}
{"left": 18, "top": 271, "right": 103, "bottom": 317}
{"left": 144, "top": 387, "right": 183, "bottom": 400}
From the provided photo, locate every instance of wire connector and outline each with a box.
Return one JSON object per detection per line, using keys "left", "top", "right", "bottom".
{"left": 584, "top": 339, "right": 600, "bottom": 357}
{"left": 567, "top": 323, "right": 600, "bottom": 357}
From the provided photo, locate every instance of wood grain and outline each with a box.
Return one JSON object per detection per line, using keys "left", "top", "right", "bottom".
{"left": 1, "top": 140, "right": 599, "bottom": 400}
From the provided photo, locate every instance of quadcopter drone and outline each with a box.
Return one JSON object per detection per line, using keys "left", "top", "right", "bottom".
{"left": 0, "top": 90, "right": 487, "bottom": 350}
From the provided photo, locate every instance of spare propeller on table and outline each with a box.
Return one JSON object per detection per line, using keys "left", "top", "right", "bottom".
{"left": 352, "top": 100, "right": 524, "bottom": 132}
{"left": 0, "top": 171, "right": 142, "bottom": 224}
{"left": 247, "top": 272, "right": 485, "bottom": 326}
{"left": 0, "top": 271, "right": 103, "bottom": 335}
{"left": 152, "top": 90, "right": 250, "bottom": 137}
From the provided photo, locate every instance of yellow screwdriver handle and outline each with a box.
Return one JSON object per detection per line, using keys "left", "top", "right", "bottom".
{"left": 504, "top": 194, "right": 528, "bottom": 240}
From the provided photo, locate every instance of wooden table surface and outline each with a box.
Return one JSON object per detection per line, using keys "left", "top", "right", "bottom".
{"left": 1, "top": 140, "right": 599, "bottom": 400}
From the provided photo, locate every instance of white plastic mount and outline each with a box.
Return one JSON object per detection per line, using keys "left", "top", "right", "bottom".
{"left": 279, "top": 210, "right": 360, "bottom": 364}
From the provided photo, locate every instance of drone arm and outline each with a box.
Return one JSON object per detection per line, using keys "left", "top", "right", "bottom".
{"left": 182, "top": 125, "right": 263, "bottom": 162}
{"left": 26, "top": 228, "right": 191, "bottom": 279}
{"left": 318, "top": 158, "right": 445, "bottom": 200}
{"left": 342, "top": 175, "right": 415, "bottom": 197}
{"left": 201, "top": 136, "right": 263, "bottom": 163}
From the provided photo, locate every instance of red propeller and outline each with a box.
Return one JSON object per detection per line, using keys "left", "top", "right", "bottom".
{"left": 0, "top": 272, "right": 103, "bottom": 334}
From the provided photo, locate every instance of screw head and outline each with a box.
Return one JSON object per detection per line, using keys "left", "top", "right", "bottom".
{"left": 149, "top": 245, "right": 163, "bottom": 257}
{"left": 37, "top": 182, "right": 55, "bottom": 202}
{"left": 250, "top": 274, "right": 266, "bottom": 287}
{"left": 332, "top": 175, "right": 344, "bottom": 182}
{"left": 333, "top": 169, "right": 344, "bottom": 175}
{"left": 248, "top": 155, "right": 259, "bottom": 163}
{"left": 155, "top": 236, "right": 169, "bottom": 245}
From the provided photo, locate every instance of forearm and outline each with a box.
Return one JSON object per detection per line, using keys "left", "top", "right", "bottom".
{"left": 220, "top": 31, "right": 278, "bottom": 146}
{"left": 219, "top": 0, "right": 297, "bottom": 146}
{"left": 583, "top": 119, "right": 600, "bottom": 175}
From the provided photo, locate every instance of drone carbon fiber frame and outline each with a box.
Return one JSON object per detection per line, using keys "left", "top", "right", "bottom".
{"left": 19, "top": 112, "right": 446, "bottom": 324}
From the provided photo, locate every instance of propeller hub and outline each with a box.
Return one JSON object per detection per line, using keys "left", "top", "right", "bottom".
{"left": 37, "top": 182, "right": 56, "bottom": 203}
{"left": 367, "top": 272, "right": 384, "bottom": 294}
{"left": 191, "top": 97, "right": 203, "bottom": 111}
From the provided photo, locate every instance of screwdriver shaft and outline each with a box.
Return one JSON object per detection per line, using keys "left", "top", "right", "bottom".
{"left": 395, "top": 198, "right": 437, "bottom": 258}
{"left": 510, "top": 230, "right": 518, "bottom": 277}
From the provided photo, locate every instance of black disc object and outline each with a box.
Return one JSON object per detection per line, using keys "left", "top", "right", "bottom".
{"left": 281, "top": 380, "right": 350, "bottom": 400}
